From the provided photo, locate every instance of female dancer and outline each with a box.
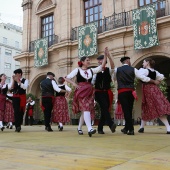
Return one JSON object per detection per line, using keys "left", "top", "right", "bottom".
{"left": 138, "top": 58, "right": 170, "bottom": 134}
{"left": 52, "top": 77, "right": 71, "bottom": 131}
{"left": 65, "top": 48, "right": 107, "bottom": 137}
{"left": 4, "top": 90, "right": 14, "bottom": 129}
{"left": 0, "top": 74, "right": 10, "bottom": 131}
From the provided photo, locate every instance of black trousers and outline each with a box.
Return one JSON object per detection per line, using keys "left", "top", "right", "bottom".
{"left": 12, "top": 97, "right": 24, "bottom": 128}
{"left": 42, "top": 97, "right": 53, "bottom": 128}
{"left": 118, "top": 91, "right": 134, "bottom": 131}
{"left": 95, "top": 92, "right": 113, "bottom": 131}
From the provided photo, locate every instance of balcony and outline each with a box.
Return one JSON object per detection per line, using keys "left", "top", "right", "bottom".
{"left": 71, "top": 0, "right": 167, "bottom": 41}
{"left": 29, "top": 34, "right": 59, "bottom": 52}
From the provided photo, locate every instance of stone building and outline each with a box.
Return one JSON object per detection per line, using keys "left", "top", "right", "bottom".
{"left": 15, "top": 0, "right": 170, "bottom": 120}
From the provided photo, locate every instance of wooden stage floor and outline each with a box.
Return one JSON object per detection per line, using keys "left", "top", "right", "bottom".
{"left": 0, "top": 125, "right": 170, "bottom": 170}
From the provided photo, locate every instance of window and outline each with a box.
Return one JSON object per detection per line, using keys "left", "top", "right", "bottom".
{"left": 15, "top": 41, "right": 19, "bottom": 48}
{"left": 41, "top": 14, "right": 54, "bottom": 46}
{"left": 5, "top": 49, "right": 12, "bottom": 56}
{"left": 3, "top": 37, "right": 7, "bottom": 44}
{"left": 6, "top": 77, "right": 11, "bottom": 83}
{"left": 84, "top": 0, "right": 102, "bottom": 24}
{"left": 5, "top": 63, "right": 11, "bottom": 69}
{"left": 138, "top": 0, "right": 165, "bottom": 17}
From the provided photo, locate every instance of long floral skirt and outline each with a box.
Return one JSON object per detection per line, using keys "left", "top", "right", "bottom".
{"left": 4, "top": 101, "right": 14, "bottom": 122}
{"left": 142, "top": 84, "right": 170, "bottom": 121}
{"left": 52, "top": 96, "right": 70, "bottom": 123}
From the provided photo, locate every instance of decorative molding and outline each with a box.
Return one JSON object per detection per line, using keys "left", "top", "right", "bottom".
{"left": 22, "top": 0, "right": 32, "bottom": 11}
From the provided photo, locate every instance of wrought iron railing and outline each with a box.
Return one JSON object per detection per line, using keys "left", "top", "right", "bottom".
{"left": 71, "top": 0, "right": 167, "bottom": 41}
{"left": 29, "top": 34, "right": 59, "bottom": 52}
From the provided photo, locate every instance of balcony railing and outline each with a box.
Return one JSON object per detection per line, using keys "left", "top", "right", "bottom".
{"left": 71, "top": 0, "right": 167, "bottom": 41}
{"left": 29, "top": 34, "right": 59, "bottom": 52}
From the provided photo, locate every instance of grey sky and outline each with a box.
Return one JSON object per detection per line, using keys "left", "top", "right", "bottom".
{"left": 0, "top": 0, "right": 23, "bottom": 27}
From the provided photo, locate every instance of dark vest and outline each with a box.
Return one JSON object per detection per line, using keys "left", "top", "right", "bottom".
{"left": 76, "top": 69, "right": 93, "bottom": 83}
{"left": 147, "top": 69, "right": 156, "bottom": 80}
{"left": 0, "top": 84, "right": 8, "bottom": 95}
{"left": 56, "top": 85, "right": 66, "bottom": 97}
{"left": 13, "top": 78, "right": 26, "bottom": 94}
{"left": 95, "top": 67, "right": 111, "bottom": 90}
{"left": 40, "top": 78, "right": 54, "bottom": 96}
{"left": 116, "top": 65, "right": 135, "bottom": 89}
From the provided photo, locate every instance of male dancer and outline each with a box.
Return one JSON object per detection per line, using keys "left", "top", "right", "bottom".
{"left": 40, "top": 72, "right": 66, "bottom": 132}
{"left": 11, "top": 69, "right": 28, "bottom": 132}
{"left": 116, "top": 56, "right": 159, "bottom": 135}
{"left": 93, "top": 48, "right": 117, "bottom": 134}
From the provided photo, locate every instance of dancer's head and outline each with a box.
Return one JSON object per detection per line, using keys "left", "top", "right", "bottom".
{"left": 58, "top": 77, "right": 65, "bottom": 84}
{"left": 0, "top": 74, "right": 6, "bottom": 82}
{"left": 78, "top": 56, "right": 90, "bottom": 68}
{"left": 97, "top": 55, "right": 107, "bottom": 65}
{"left": 143, "top": 58, "right": 155, "bottom": 69}
{"left": 120, "top": 56, "right": 131, "bottom": 66}
{"left": 47, "top": 72, "right": 55, "bottom": 79}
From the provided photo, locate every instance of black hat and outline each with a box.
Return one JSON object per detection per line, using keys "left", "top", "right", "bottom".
{"left": 47, "top": 72, "right": 55, "bottom": 77}
{"left": 14, "top": 69, "right": 22, "bottom": 74}
{"left": 120, "top": 56, "right": 130, "bottom": 63}
{"left": 97, "top": 55, "right": 104, "bottom": 60}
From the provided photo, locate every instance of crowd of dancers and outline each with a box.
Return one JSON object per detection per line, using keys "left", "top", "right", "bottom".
{"left": 0, "top": 47, "right": 170, "bottom": 137}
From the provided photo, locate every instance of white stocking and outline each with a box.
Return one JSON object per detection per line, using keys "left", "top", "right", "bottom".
{"left": 84, "top": 111, "right": 93, "bottom": 132}
{"left": 122, "top": 119, "right": 125, "bottom": 126}
{"left": 117, "top": 119, "right": 120, "bottom": 125}
{"left": 78, "top": 112, "right": 84, "bottom": 130}
{"left": 9, "top": 122, "right": 13, "bottom": 126}
{"left": 140, "top": 120, "right": 146, "bottom": 129}
{"left": 0, "top": 121, "right": 3, "bottom": 127}
{"left": 59, "top": 122, "right": 63, "bottom": 127}
{"left": 159, "top": 115, "right": 170, "bottom": 132}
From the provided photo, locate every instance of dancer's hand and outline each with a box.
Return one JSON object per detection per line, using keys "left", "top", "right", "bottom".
{"left": 154, "top": 80, "right": 161, "bottom": 85}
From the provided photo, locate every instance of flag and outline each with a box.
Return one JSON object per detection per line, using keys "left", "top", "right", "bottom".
{"left": 132, "top": 4, "right": 159, "bottom": 50}
{"left": 78, "top": 22, "right": 98, "bottom": 57}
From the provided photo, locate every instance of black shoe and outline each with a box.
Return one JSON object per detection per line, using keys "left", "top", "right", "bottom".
{"left": 98, "top": 131, "right": 105, "bottom": 134}
{"left": 117, "top": 123, "right": 121, "bottom": 126}
{"left": 1, "top": 127, "right": 5, "bottom": 131}
{"left": 58, "top": 126, "right": 63, "bottom": 131}
{"left": 138, "top": 128, "right": 144, "bottom": 133}
{"left": 47, "top": 127, "right": 53, "bottom": 132}
{"left": 16, "top": 127, "right": 21, "bottom": 132}
{"left": 127, "top": 130, "right": 134, "bottom": 135}
{"left": 77, "top": 129, "right": 83, "bottom": 135}
{"left": 167, "top": 131, "right": 170, "bottom": 134}
{"left": 121, "top": 128, "right": 127, "bottom": 134}
{"left": 110, "top": 123, "right": 117, "bottom": 133}
{"left": 9, "top": 126, "right": 13, "bottom": 129}
{"left": 6, "top": 125, "right": 9, "bottom": 129}
{"left": 88, "top": 129, "right": 96, "bottom": 137}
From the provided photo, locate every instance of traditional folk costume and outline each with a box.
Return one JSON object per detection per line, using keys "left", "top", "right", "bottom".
{"left": 92, "top": 66, "right": 116, "bottom": 134}
{"left": 4, "top": 93, "right": 14, "bottom": 129}
{"left": 12, "top": 77, "right": 28, "bottom": 132}
{"left": 40, "top": 76, "right": 62, "bottom": 131}
{"left": 138, "top": 68, "right": 170, "bottom": 133}
{"left": 115, "top": 57, "right": 151, "bottom": 135}
{"left": 52, "top": 84, "right": 71, "bottom": 131}
{"left": 66, "top": 65, "right": 103, "bottom": 137}
{"left": 25, "top": 100, "right": 35, "bottom": 125}
{"left": 0, "top": 83, "right": 8, "bottom": 131}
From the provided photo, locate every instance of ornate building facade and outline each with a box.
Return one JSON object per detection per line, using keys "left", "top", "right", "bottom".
{"left": 15, "top": 0, "right": 170, "bottom": 119}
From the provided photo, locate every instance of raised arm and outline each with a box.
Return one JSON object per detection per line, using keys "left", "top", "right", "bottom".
{"left": 105, "top": 48, "right": 115, "bottom": 69}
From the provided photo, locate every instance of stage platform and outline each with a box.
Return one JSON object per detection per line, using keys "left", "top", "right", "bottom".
{"left": 0, "top": 125, "right": 170, "bottom": 170}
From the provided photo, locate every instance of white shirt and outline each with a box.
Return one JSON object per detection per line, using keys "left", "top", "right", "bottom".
{"left": 66, "top": 65, "right": 102, "bottom": 80}
{"left": 19, "top": 78, "right": 29, "bottom": 90}
{"left": 58, "top": 84, "right": 71, "bottom": 92}
{"left": 138, "top": 68, "right": 164, "bottom": 81}
{"left": 47, "top": 77, "right": 61, "bottom": 93}
{"left": 114, "top": 64, "right": 151, "bottom": 82}
{"left": 26, "top": 100, "right": 35, "bottom": 106}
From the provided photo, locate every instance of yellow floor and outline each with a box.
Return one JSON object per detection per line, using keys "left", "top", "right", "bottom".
{"left": 0, "top": 125, "right": 170, "bottom": 170}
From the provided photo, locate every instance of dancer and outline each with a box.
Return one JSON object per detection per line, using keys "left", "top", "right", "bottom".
{"left": 52, "top": 77, "right": 71, "bottom": 131}
{"left": 4, "top": 90, "right": 14, "bottom": 129}
{"left": 92, "top": 49, "right": 117, "bottom": 134}
{"left": 65, "top": 48, "right": 107, "bottom": 137}
{"left": 138, "top": 58, "right": 170, "bottom": 134}
{"left": 40, "top": 72, "right": 66, "bottom": 132}
{"left": 0, "top": 74, "right": 10, "bottom": 131}
{"left": 115, "top": 56, "right": 159, "bottom": 135}
{"left": 11, "top": 69, "right": 29, "bottom": 132}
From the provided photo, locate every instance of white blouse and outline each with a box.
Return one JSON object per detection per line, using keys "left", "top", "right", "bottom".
{"left": 66, "top": 65, "right": 102, "bottom": 80}
{"left": 58, "top": 84, "right": 71, "bottom": 92}
{"left": 138, "top": 68, "right": 164, "bottom": 81}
